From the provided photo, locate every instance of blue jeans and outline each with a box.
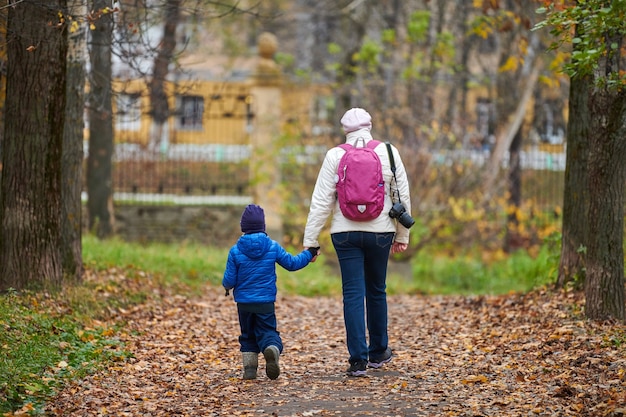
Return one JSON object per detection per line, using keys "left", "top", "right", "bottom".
{"left": 331, "top": 231, "right": 394, "bottom": 363}
{"left": 237, "top": 307, "right": 283, "bottom": 354}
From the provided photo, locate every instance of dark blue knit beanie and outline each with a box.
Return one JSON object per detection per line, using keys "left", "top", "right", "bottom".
{"left": 240, "top": 204, "right": 266, "bottom": 234}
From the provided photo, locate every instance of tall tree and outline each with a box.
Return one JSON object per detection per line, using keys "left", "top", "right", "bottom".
{"left": 0, "top": 0, "right": 69, "bottom": 291}
{"left": 147, "top": 0, "right": 182, "bottom": 153}
{"left": 62, "top": 0, "right": 89, "bottom": 282}
{"left": 539, "top": 0, "right": 626, "bottom": 320}
{"left": 585, "top": 77, "right": 626, "bottom": 320}
{"left": 87, "top": 0, "right": 115, "bottom": 238}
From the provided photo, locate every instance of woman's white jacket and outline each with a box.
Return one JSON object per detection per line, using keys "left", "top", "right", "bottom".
{"left": 303, "top": 129, "right": 412, "bottom": 248}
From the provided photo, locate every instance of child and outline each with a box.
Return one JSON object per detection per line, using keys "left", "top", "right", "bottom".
{"left": 223, "top": 204, "right": 319, "bottom": 380}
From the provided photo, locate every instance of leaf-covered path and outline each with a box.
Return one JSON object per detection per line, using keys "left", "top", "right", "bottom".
{"left": 48, "top": 287, "right": 626, "bottom": 416}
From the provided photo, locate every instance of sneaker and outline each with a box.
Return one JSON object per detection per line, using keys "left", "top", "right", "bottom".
{"left": 346, "top": 360, "right": 368, "bottom": 377}
{"left": 263, "top": 345, "right": 280, "bottom": 380}
{"left": 368, "top": 348, "right": 393, "bottom": 369}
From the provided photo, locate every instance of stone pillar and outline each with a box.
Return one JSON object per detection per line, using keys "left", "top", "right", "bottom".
{"left": 249, "top": 33, "right": 284, "bottom": 240}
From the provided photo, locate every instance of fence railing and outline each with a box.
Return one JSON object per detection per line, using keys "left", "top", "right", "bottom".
{"left": 88, "top": 142, "right": 566, "bottom": 210}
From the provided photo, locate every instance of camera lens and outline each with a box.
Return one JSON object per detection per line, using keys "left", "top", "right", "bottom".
{"left": 399, "top": 212, "right": 415, "bottom": 228}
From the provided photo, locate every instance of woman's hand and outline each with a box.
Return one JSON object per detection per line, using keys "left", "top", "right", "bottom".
{"left": 391, "top": 242, "right": 408, "bottom": 254}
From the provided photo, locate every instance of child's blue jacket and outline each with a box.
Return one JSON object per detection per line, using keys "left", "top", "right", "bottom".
{"left": 222, "top": 232, "right": 313, "bottom": 304}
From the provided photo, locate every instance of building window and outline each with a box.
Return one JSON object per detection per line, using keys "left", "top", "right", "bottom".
{"left": 116, "top": 93, "right": 141, "bottom": 131}
{"left": 177, "top": 95, "right": 204, "bottom": 130}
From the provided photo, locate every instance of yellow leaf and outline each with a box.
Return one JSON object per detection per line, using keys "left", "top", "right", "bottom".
{"left": 101, "top": 327, "right": 115, "bottom": 337}
{"left": 499, "top": 56, "right": 519, "bottom": 73}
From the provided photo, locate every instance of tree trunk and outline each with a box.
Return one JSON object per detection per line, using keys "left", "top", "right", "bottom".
{"left": 62, "top": 0, "right": 87, "bottom": 282}
{"left": 148, "top": 0, "right": 181, "bottom": 152}
{"left": 584, "top": 87, "right": 626, "bottom": 321}
{"left": 0, "top": 0, "right": 68, "bottom": 291}
{"left": 504, "top": 128, "right": 522, "bottom": 252}
{"left": 557, "top": 74, "right": 590, "bottom": 288}
{"left": 446, "top": 0, "right": 471, "bottom": 135}
{"left": 87, "top": 0, "right": 114, "bottom": 238}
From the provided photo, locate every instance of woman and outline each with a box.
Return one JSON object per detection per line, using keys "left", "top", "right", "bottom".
{"left": 303, "top": 107, "right": 412, "bottom": 377}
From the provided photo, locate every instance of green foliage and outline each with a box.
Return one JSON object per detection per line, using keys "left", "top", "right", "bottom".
{"left": 470, "top": 9, "right": 518, "bottom": 40}
{"left": 381, "top": 29, "right": 396, "bottom": 45}
{"left": 0, "top": 291, "right": 129, "bottom": 415}
{"left": 535, "top": 1, "right": 626, "bottom": 86}
{"left": 327, "top": 42, "right": 342, "bottom": 55}
{"left": 407, "top": 10, "right": 430, "bottom": 44}
{"left": 355, "top": 38, "right": 382, "bottom": 72}
{"left": 433, "top": 31, "right": 456, "bottom": 73}
{"left": 402, "top": 51, "right": 428, "bottom": 81}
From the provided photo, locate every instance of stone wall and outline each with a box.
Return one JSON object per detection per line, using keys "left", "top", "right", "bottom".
{"left": 112, "top": 205, "right": 246, "bottom": 247}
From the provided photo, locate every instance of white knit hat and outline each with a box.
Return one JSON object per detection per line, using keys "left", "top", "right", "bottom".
{"left": 340, "top": 108, "right": 372, "bottom": 133}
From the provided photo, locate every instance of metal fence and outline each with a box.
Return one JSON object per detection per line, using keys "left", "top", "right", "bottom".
{"left": 109, "top": 143, "right": 251, "bottom": 205}
{"left": 100, "top": 143, "right": 566, "bottom": 210}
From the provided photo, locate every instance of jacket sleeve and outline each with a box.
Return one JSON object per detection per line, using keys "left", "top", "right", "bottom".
{"left": 390, "top": 144, "right": 412, "bottom": 244}
{"left": 303, "top": 149, "right": 339, "bottom": 247}
{"left": 222, "top": 248, "right": 238, "bottom": 290}
{"left": 274, "top": 242, "right": 313, "bottom": 271}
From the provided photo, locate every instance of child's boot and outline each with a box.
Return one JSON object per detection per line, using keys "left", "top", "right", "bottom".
{"left": 263, "top": 345, "right": 280, "bottom": 380}
{"left": 242, "top": 352, "right": 258, "bottom": 380}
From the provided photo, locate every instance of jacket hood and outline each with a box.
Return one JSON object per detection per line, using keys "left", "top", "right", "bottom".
{"left": 237, "top": 232, "right": 271, "bottom": 260}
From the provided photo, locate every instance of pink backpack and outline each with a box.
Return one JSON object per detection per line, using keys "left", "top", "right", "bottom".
{"left": 336, "top": 139, "right": 384, "bottom": 221}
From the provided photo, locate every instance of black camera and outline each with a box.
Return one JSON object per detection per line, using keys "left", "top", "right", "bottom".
{"left": 389, "top": 202, "right": 415, "bottom": 229}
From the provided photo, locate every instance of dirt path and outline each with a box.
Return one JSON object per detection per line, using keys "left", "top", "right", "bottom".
{"left": 47, "top": 288, "right": 626, "bottom": 416}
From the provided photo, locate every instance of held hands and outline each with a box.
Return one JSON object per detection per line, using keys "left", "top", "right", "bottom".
{"left": 391, "top": 242, "right": 408, "bottom": 254}
{"left": 305, "top": 247, "right": 321, "bottom": 263}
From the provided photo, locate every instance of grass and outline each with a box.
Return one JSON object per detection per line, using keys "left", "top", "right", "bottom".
{"left": 82, "top": 235, "right": 225, "bottom": 295}
{"left": 0, "top": 289, "right": 129, "bottom": 415}
{"left": 402, "top": 245, "right": 557, "bottom": 295}
{"left": 83, "top": 234, "right": 341, "bottom": 297}
{"left": 1, "top": 233, "right": 559, "bottom": 414}
{"left": 84, "top": 234, "right": 559, "bottom": 297}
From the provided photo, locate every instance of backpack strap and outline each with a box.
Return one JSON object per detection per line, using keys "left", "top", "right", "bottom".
{"left": 367, "top": 139, "right": 381, "bottom": 149}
